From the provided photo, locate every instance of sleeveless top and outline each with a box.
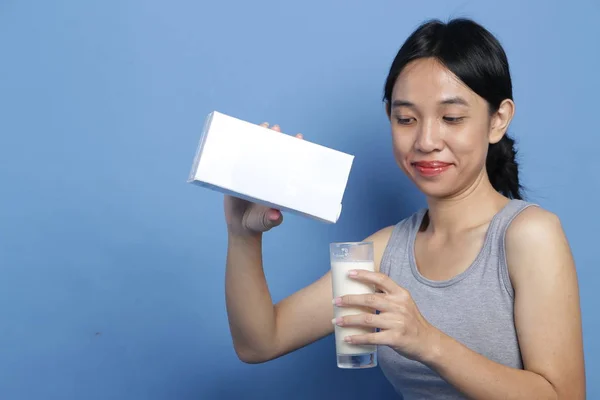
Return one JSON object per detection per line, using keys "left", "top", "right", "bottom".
{"left": 378, "top": 199, "right": 538, "bottom": 399}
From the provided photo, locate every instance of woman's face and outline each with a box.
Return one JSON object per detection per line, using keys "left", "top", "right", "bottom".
{"left": 388, "top": 57, "right": 509, "bottom": 199}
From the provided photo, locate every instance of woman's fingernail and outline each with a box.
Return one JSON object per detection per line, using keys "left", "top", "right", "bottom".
{"left": 331, "top": 317, "right": 343, "bottom": 326}
{"left": 332, "top": 297, "right": 342, "bottom": 306}
{"left": 348, "top": 270, "right": 358, "bottom": 277}
{"left": 344, "top": 336, "right": 352, "bottom": 343}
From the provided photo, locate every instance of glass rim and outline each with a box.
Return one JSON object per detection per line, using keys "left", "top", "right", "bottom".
{"left": 329, "top": 241, "right": 373, "bottom": 246}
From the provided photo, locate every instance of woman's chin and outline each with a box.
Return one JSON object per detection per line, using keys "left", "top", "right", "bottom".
{"left": 409, "top": 177, "right": 463, "bottom": 200}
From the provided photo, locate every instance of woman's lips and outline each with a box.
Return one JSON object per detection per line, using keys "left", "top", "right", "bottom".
{"left": 412, "top": 161, "right": 453, "bottom": 177}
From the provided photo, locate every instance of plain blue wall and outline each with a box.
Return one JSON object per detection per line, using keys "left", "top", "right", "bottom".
{"left": 1, "top": 1, "right": 598, "bottom": 399}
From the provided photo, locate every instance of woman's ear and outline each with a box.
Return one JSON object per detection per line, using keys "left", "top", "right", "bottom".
{"left": 384, "top": 101, "right": 391, "bottom": 120}
{"left": 489, "top": 99, "right": 515, "bottom": 144}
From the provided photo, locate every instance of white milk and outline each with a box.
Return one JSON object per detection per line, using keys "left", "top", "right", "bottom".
{"left": 331, "top": 260, "right": 377, "bottom": 355}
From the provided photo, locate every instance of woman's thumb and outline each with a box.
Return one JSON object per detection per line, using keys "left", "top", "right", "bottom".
{"left": 243, "top": 207, "right": 283, "bottom": 232}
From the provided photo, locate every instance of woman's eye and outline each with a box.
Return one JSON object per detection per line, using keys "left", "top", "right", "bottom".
{"left": 396, "top": 117, "right": 415, "bottom": 125}
{"left": 443, "top": 116, "right": 465, "bottom": 124}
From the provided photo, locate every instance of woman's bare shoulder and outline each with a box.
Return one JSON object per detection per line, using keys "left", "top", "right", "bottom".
{"left": 366, "top": 225, "right": 396, "bottom": 272}
{"left": 505, "top": 203, "right": 575, "bottom": 293}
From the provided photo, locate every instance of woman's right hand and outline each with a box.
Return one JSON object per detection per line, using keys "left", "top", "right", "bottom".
{"left": 224, "top": 122, "right": 303, "bottom": 237}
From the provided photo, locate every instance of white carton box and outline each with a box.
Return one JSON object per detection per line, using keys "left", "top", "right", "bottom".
{"left": 188, "top": 111, "right": 355, "bottom": 223}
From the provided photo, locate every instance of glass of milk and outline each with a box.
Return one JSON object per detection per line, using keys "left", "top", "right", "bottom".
{"left": 330, "top": 241, "right": 377, "bottom": 369}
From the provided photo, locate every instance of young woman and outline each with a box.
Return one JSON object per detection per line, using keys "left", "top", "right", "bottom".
{"left": 222, "top": 18, "right": 586, "bottom": 399}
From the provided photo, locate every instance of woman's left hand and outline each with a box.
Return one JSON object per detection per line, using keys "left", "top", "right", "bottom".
{"left": 333, "top": 269, "right": 441, "bottom": 364}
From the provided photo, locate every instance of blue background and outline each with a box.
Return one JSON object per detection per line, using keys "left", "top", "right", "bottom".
{"left": 1, "top": 1, "right": 598, "bottom": 399}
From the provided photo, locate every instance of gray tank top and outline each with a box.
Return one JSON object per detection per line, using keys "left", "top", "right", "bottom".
{"left": 378, "top": 199, "right": 537, "bottom": 399}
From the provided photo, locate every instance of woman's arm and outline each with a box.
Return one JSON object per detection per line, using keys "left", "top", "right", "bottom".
{"left": 425, "top": 206, "right": 586, "bottom": 399}
{"left": 227, "top": 225, "right": 394, "bottom": 363}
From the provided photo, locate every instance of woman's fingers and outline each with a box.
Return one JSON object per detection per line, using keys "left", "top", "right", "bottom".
{"left": 259, "top": 122, "right": 303, "bottom": 140}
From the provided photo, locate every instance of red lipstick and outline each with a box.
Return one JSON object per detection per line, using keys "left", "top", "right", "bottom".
{"left": 412, "top": 161, "right": 452, "bottom": 177}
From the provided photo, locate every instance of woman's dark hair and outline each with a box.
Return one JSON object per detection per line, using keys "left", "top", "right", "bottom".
{"left": 383, "top": 18, "right": 523, "bottom": 200}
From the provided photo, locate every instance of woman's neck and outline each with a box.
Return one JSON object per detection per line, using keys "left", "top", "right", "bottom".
{"left": 424, "top": 173, "right": 510, "bottom": 236}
